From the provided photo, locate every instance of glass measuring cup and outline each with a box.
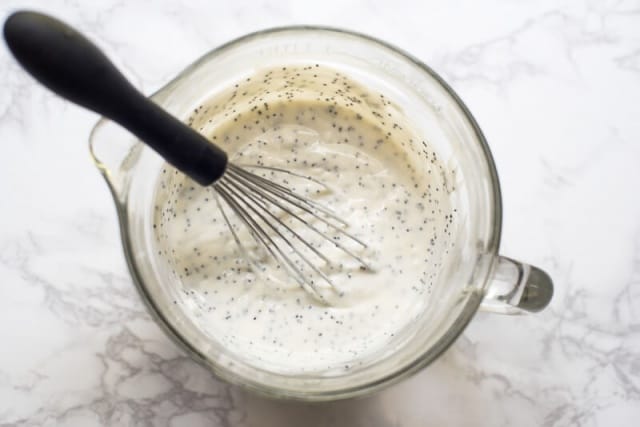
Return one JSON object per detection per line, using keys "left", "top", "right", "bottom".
{"left": 89, "top": 27, "right": 553, "bottom": 401}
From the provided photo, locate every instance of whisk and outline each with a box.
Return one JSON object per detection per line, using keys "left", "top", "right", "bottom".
{"left": 4, "top": 11, "right": 369, "bottom": 296}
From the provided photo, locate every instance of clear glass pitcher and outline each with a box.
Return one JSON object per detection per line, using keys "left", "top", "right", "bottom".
{"left": 89, "top": 27, "right": 553, "bottom": 401}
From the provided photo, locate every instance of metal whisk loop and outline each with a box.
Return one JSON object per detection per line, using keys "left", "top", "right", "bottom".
{"left": 217, "top": 179, "right": 335, "bottom": 288}
{"left": 225, "top": 164, "right": 370, "bottom": 252}
{"left": 228, "top": 164, "right": 346, "bottom": 225}
{"left": 214, "top": 183, "right": 317, "bottom": 296}
{"left": 221, "top": 177, "right": 333, "bottom": 266}
{"left": 212, "top": 163, "right": 371, "bottom": 295}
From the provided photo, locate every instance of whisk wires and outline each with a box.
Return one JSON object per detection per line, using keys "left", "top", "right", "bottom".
{"left": 212, "top": 163, "right": 370, "bottom": 298}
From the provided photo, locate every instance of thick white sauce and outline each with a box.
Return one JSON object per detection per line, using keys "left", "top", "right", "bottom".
{"left": 153, "top": 65, "right": 454, "bottom": 374}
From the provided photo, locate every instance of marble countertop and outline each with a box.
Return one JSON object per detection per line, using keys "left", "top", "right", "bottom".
{"left": 1, "top": 0, "right": 639, "bottom": 426}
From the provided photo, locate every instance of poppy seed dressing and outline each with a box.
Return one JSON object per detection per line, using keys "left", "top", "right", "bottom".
{"left": 153, "top": 65, "right": 455, "bottom": 373}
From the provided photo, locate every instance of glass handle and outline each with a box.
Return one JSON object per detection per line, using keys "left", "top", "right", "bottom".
{"left": 480, "top": 256, "right": 554, "bottom": 314}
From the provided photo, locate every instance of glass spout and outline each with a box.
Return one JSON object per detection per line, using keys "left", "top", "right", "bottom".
{"left": 89, "top": 117, "right": 144, "bottom": 204}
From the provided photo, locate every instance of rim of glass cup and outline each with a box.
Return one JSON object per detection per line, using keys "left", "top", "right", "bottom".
{"left": 96, "top": 25, "right": 503, "bottom": 401}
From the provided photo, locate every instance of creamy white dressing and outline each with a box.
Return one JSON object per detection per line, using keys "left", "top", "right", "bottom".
{"left": 153, "top": 65, "right": 454, "bottom": 374}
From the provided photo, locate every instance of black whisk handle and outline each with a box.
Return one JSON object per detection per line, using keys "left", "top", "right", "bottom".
{"left": 3, "top": 10, "right": 227, "bottom": 185}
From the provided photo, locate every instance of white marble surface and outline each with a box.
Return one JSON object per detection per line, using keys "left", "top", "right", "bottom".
{"left": 1, "top": 0, "right": 639, "bottom": 425}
